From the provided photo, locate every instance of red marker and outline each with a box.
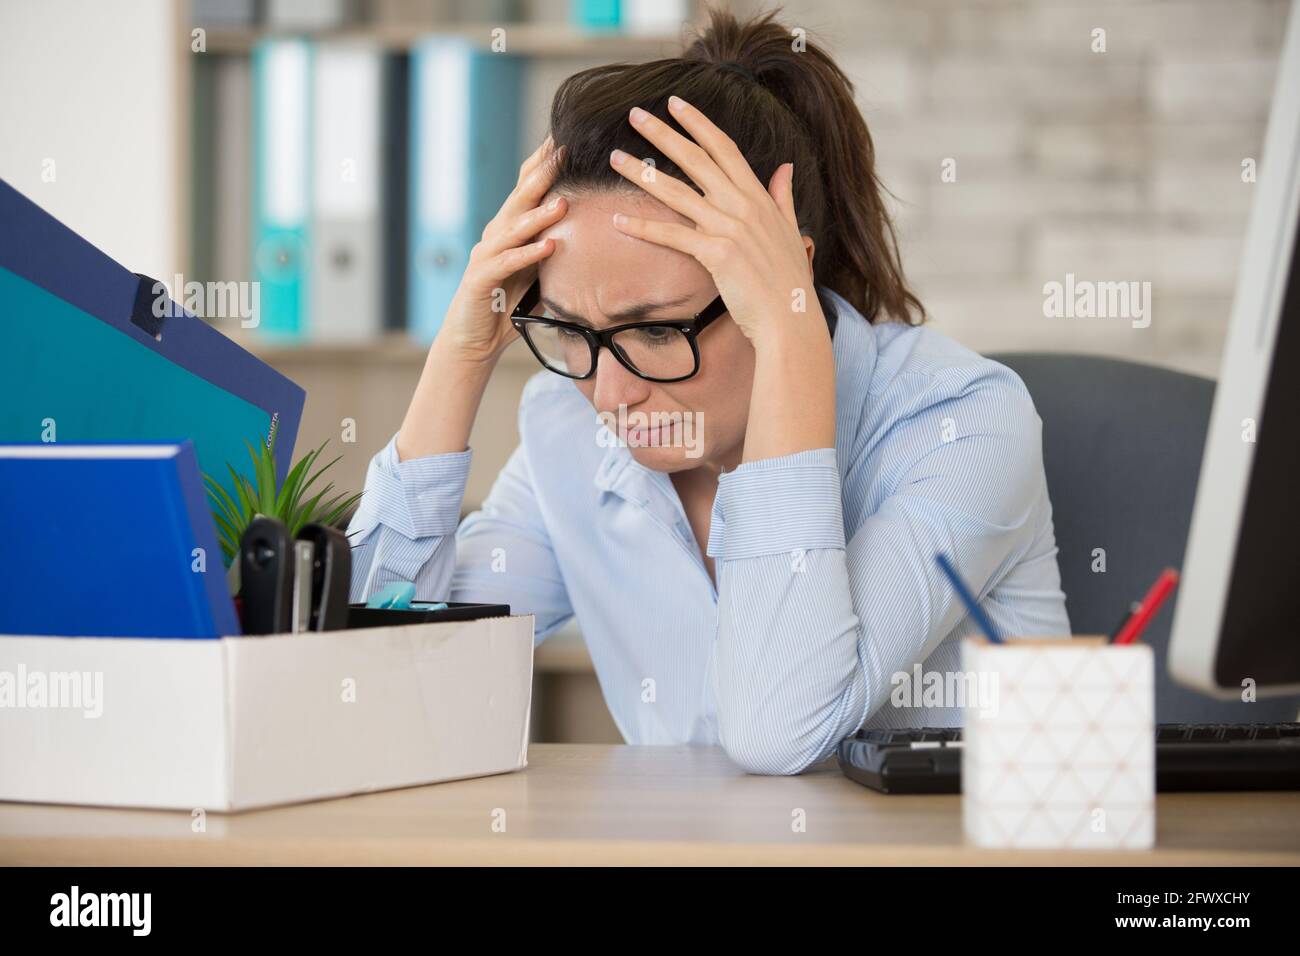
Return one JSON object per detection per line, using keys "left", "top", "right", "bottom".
{"left": 1112, "top": 568, "right": 1181, "bottom": 645}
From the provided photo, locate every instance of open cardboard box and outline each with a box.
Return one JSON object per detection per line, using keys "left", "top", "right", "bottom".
{"left": 0, "top": 614, "right": 535, "bottom": 811}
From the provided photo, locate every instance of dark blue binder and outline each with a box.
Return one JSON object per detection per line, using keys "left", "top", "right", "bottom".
{"left": 0, "top": 178, "right": 305, "bottom": 489}
{"left": 0, "top": 441, "right": 240, "bottom": 638}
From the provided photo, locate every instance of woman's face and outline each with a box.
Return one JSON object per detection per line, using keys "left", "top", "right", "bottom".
{"left": 535, "top": 189, "right": 755, "bottom": 476}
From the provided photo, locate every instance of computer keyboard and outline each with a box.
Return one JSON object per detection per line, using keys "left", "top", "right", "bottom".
{"left": 837, "top": 723, "right": 1300, "bottom": 794}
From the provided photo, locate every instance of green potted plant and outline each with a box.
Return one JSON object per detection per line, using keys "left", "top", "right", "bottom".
{"left": 205, "top": 433, "right": 363, "bottom": 594}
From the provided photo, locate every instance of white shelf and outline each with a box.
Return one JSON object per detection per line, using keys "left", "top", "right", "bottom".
{"left": 204, "top": 23, "right": 692, "bottom": 57}
{"left": 228, "top": 331, "right": 539, "bottom": 370}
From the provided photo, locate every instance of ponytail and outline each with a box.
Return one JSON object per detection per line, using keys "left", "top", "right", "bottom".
{"left": 550, "top": 6, "right": 925, "bottom": 326}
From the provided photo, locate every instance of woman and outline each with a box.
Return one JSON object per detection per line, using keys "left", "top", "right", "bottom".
{"left": 348, "top": 9, "right": 1070, "bottom": 774}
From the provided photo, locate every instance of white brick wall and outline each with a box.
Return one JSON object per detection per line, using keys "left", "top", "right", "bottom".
{"left": 735, "top": 0, "right": 1291, "bottom": 377}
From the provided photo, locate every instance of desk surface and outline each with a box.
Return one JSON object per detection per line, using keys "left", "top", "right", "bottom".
{"left": 2, "top": 745, "right": 1298, "bottom": 865}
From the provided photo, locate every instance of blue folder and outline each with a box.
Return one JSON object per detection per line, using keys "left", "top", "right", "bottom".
{"left": 408, "top": 39, "right": 523, "bottom": 343}
{"left": 0, "top": 442, "right": 240, "bottom": 638}
{"left": 0, "top": 178, "right": 304, "bottom": 493}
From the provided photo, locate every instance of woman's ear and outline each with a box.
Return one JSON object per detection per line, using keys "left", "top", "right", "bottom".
{"left": 802, "top": 236, "right": 815, "bottom": 271}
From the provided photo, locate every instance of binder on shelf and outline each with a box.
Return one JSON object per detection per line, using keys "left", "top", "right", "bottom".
{"left": 0, "top": 177, "right": 304, "bottom": 495}
{"left": 408, "top": 38, "right": 523, "bottom": 343}
{"left": 190, "top": 51, "right": 219, "bottom": 290}
{"left": 252, "top": 38, "right": 312, "bottom": 341}
{"left": 310, "top": 44, "right": 386, "bottom": 343}
{"left": 0, "top": 441, "right": 240, "bottom": 639}
{"left": 214, "top": 54, "right": 254, "bottom": 292}
{"left": 372, "top": 0, "right": 518, "bottom": 24}
{"left": 572, "top": 0, "right": 621, "bottom": 30}
{"left": 191, "top": 53, "right": 253, "bottom": 294}
{"left": 266, "top": 0, "right": 359, "bottom": 31}
{"left": 623, "top": 0, "right": 687, "bottom": 34}
{"left": 190, "top": 0, "right": 259, "bottom": 28}
{"left": 381, "top": 53, "right": 411, "bottom": 334}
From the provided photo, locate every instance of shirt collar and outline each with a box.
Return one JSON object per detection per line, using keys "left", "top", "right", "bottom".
{"left": 592, "top": 286, "right": 877, "bottom": 496}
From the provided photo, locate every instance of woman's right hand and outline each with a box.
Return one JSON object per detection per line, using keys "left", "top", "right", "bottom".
{"left": 435, "top": 136, "right": 567, "bottom": 366}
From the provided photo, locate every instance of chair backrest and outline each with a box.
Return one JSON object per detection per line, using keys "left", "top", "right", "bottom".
{"left": 990, "top": 352, "right": 1299, "bottom": 724}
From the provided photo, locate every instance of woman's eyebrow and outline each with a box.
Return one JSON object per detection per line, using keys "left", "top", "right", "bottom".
{"left": 540, "top": 293, "right": 697, "bottom": 327}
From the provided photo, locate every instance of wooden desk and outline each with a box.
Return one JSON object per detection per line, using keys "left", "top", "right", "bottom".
{"left": 2, "top": 744, "right": 1298, "bottom": 865}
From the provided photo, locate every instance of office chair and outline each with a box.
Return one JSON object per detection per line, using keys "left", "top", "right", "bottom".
{"left": 989, "top": 352, "right": 1300, "bottom": 724}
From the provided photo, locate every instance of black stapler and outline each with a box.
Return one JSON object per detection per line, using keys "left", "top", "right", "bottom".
{"left": 295, "top": 523, "right": 352, "bottom": 631}
{"left": 238, "top": 516, "right": 293, "bottom": 635}
{"left": 239, "top": 519, "right": 352, "bottom": 634}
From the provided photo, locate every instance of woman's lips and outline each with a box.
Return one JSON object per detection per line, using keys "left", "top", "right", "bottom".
{"left": 624, "top": 420, "right": 675, "bottom": 443}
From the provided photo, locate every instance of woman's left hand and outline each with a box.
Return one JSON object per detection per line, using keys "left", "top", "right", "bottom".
{"left": 609, "top": 95, "right": 825, "bottom": 350}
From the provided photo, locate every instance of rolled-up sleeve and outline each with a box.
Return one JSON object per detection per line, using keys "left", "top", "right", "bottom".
{"left": 707, "top": 375, "right": 1052, "bottom": 776}
{"left": 707, "top": 448, "right": 845, "bottom": 559}
{"left": 706, "top": 447, "right": 867, "bottom": 777}
{"left": 348, "top": 430, "right": 574, "bottom": 642}
{"left": 348, "top": 433, "right": 473, "bottom": 603}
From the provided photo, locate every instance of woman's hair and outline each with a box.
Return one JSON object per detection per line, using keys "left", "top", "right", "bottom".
{"left": 548, "top": 6, "right": 925, "bottom": 327}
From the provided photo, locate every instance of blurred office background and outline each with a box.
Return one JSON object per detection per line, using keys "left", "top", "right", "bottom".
{"left": 0, "top": 0, "right": 1289, "bottom": 742}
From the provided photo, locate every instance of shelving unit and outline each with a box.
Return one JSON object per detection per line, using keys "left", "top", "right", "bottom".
{"left": 203, "top": 22, "right": 691, "bottom": 57}
{"left": 184, "top": 2, "right": 723, "bottom": 517}
{"left": 230, "top": 329, "right": 540, "bottom": 369}
{"left": 190, "top": 3, "right": 723, "bottom": 362}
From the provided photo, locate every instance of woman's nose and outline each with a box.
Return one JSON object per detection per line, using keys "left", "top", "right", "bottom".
{"left": 591, "top": 346, "right": 650, "bottom": 411}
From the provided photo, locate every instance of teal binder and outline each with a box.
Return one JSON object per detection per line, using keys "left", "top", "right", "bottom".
{"left": 252, "top": 38, "right": 312, "bottom": 341}
{"left": 0, "top": 177, "right": 304, "bottom": 499}
{"left": 573, "top": 0, "right": 621, "bottom": 29}
{"left": 408, "top": 39, "right": 522, "bottom": 344}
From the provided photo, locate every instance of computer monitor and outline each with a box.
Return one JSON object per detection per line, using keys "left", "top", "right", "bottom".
{"left": 1168, "top": 3, "right": 1300, "bottom": 699}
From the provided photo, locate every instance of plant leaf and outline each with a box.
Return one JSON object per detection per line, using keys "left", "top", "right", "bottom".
{"left": 319, "top": 492, "right": 364, "bottom": 529}
{"left": 289, "top": 485, "right": 332, "bottom": 537}
{"left": 274, "top": 441, "right": 322, "bottom": 516}
{"left": 294, "top": 450, "right": 342, "bottom": 508}
{"left": 204, "top": 473, "right": 242, "bottom": 528}
{"left": 225, "top": 463, "right": 256, "bottom": 523}
{"left": 210, "top": 508, "right": 239, "bottom": 551}
{"left": 249, "top": 438, "right": 277, "bottom": 517}
{"left": 207, "top": 433, "right": 360, "bottom": 568}
{"left": 299, "top": 490, "right": 352, "bottom": 537}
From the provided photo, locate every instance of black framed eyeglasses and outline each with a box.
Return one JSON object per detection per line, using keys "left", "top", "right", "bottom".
{"left": 509, "top": 279, "right": 728, "bottom": 383}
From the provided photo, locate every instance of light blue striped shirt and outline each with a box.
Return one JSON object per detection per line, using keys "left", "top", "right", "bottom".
{"left": 347, "top": 288, "right": 1070, "bottom": 774}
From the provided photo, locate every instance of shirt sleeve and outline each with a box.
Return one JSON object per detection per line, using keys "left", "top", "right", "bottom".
{"left": 705, "top": 375, "right": 1051, "bottom": 775}
{"left": 348, "top": 433, "right": 573, "bottom": 642}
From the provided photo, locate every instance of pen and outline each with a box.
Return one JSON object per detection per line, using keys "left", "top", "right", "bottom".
{"left": 1107, "top": 601, "right": 1141, "bottom": 641}
{"left": 935, "top": 552, "right": 1003, "bottom": 644}
{"left": 1113, "top": 568, "right": 1180, "bottom": 646}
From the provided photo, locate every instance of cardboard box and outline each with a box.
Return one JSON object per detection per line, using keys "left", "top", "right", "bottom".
{"left": 0, "top": 614, "right": 534, "bottom": 811}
